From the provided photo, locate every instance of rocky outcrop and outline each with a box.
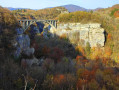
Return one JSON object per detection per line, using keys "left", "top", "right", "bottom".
{"left": 21, "top": 57, "right": 39, "bottom": 68}
{"left": 15, "top": 28, "right": 31, "bottom": 57}
{"left": 52, "top": 23, "right": 105, "bottom": 47}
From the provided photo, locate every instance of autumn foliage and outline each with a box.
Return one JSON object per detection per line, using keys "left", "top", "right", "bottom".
{"left": 59, "top": 34, "right": 67, "bottom": 39}
{"left": 42, "top": 46, "right": 50, "bottom": 55}
{"left": 76, "top": 45, "right": 85, "bottom": 56}
{"left": 107, "top": 33, "right": 112, "bottom": 40}
{"left": 53, "top": 74, "right": 65, "bottom": 84}
{"left": 114, "top": 10, "right": 119, "bottom": 18}
{"left": 2, "top": 4, "right": 119, "bottom": 90}
{"left": 48, "top": 47, "right": 64, "bottom": 63}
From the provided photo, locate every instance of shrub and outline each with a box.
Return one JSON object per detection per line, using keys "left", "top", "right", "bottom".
{"left": 85, "top": 42, "right": 91, "bottom": 57}
{"left": 110, "top": 8, "right": 119, "bottom": 17}
{"left": 48, "top": 47, "right": 64, "bottom": 64}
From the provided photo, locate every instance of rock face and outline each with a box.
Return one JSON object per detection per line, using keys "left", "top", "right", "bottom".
{"left": 21, "top": 57, "right": 39, "bottom": 67}
{"left": 15, "top": 28, "right": 31, "bottom": 57}
{"left": 52, "top": 23, "right": 105, "bottom": 47}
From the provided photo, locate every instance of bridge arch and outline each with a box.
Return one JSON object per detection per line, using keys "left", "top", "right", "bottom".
{"left": 18, "top": 20, "right": 57, "bottom": 31}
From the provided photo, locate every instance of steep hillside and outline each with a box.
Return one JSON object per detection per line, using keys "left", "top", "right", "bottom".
{"left": 2, "top": 4, "right": 119, "bottom": 90}
{"left": 95, "top": 4, "right": 119, "bottom": 18}
{"left": 58, "top": 9, "right": 119, "bottom": 62}
{"left": 0, "top": 6, "right": 18, "bottom": 58}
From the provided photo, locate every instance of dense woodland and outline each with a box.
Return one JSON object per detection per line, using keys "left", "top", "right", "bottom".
{"left": 1, "top": 4, "right": 119, "bottom": 90}
{"left": 0, "top": 7, "right": 18, "bottom": 57}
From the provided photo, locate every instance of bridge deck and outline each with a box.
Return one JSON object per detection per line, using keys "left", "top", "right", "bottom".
{"left": 19, "top": 20, "right": 57, "bottom": 22}
{"left": 19, "top": 19, "right": 58, "bottom": 30}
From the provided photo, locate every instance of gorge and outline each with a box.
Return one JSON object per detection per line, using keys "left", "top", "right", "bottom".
{"left": 1, "top": 4, "right": 119, "bottom": 90}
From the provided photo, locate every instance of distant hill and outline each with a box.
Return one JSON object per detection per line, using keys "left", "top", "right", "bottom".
{"left": 6, "top": 4, "right": 104, "bottom": 12}
{"left": 61, "top": 4, "right": 89, "bottom": 12}
{"left": 5, "top": 7, "right": 29, "bottom": 10}
{"left": 45, "top": 5, "right": 104, "bottom": 12}
{"left": 93, "top": 8, "right": 104, "bottom": 11}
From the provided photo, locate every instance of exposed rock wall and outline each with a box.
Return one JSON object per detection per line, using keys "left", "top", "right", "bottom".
{"left": 15, "top": 28, "right": 31, "bottom": 57}
{"left": 51, "top": 23, "right": 105, "bottom": 47}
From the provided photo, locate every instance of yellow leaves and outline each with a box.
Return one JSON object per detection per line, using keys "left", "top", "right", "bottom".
{"left": 107, "top": 33, "right": 112, "bottom": 40}
{"left": 88, "top": 79, "right": 99, "bottom": 90}
{"left": 90, "top": 47, "right": 103, "bottom": 60}
{"left": 58, "top": 11, "right": 101, "bottom": 23}
{"left": 117, "top": 55, "right": 119, "bottom": 61}
{"left": 59, "top": 33, "right": 67, "bottom": 39}
{"left": 113, "top": 54, "right": 119, "bottom": 63}
{"left": 76, "top": 45, "right": 85, "bottom": 56}
{"left": 104, "top": 47, "right": 112, "bottom": 58}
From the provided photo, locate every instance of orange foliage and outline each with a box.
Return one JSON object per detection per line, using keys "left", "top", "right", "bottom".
{"left": 114, "top": 11, "right": 119, "bottom": 18}
{"left": 103, "top": 68, "right": 113, "bottom": 75}
{"left": 102, "top": 57, "right": 109, "bottom": 65}
{"left": 41, "top": 33, "right": 43, "bottom": 37}
{"left": 76, "top": 78, "right": 86, "bottom": 89}
{"left": 96, "top": 56, "right": 100, "bottom": 60}
{"left": 80, "top": 69, "right": 96, "bottom": 83}
{"left": 113, "top": 25, "right": 117, "bottom": 30}
{"left": 117, "top": 54, "right": 119, "bottom": 60}
{"left": 76, "top": 55, "right": 84, "bottom": 61}
{"left": 81, "top": 59, "right": 88, "bottom": 64}
{"left": 59, "top": 34, "right": 67, "bottom": 39}
{"left": 76, "top": 46, "right": 85, "bottom": 56}
{"left": 53, "top": 74, "right": 65, "bottom": 84}
{"left": 75, "top": 55, "right": 88, "bottom": 65}
{"left": 107, "top": 33, "right": 112, "bottom": 40}
{"left": 116, "top": 75, "right": 119, "bottom": 82}
{"left": 104, "top": 47, "right": 112, "bottom": 58}
{"left": 42, "top": 46, "right": 50, "bottom": 55}
{"left": 27, "top": 16, "right": 32, "bottom": 20}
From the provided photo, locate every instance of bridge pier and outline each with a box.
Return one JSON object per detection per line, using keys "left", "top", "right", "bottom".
{"left": 51, "top": 21, "right": 53, "bottom": 24}
{"left": 22, "top": 21, "right": 25, "bottom": 30}
{"left": 25, "top": 21, "right": 28, "bottom": 29}
{"left": 55, "top": 21, "right": 57, "bottom": 28}
{"left": 30, "top": 21, "right": 32, "bottom": 25}
{"left": 53, "top": 21, "right": 55, "bottom": 27}
{"left": 26, "top": 21, "right": 29, "bottom": 26}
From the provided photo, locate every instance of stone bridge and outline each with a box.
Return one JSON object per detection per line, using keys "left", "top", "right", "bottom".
{"left": 18, "top": 19, "right": 57, "bottom": 31}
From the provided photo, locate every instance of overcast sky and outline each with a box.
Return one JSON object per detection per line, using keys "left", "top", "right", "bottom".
{"left": 0, "top": 0, "right": 119, "bottom": 9}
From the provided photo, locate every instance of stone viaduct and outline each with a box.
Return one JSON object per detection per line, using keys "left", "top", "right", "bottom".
{"left": 18, "top": 19, "right": 57, "bottom": 31}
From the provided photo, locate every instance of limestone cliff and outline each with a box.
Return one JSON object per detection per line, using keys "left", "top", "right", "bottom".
{"left": 51, "top": 23, "right": 105, "bottom": 47}
{"left": 15, "top": 28, "right": 31, "bottom": 57}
